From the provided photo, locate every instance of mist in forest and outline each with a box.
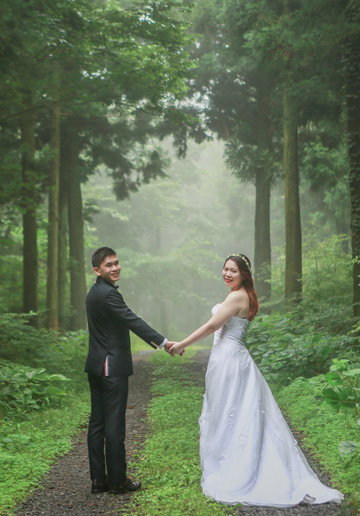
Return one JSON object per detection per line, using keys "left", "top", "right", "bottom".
{"left": 81, "top": 129, "right": 349, "bottom": 340}
{"left": 83, "top": 140, "right": 258, "bottom": 339}
{"left": 0, "top": 0, "right": 354, "bottom": 332}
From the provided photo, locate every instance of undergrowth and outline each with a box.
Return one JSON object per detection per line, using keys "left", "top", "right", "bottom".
{"left": 276, "top": 375, "right": 360, "bottom": 510}
{"left": 0, "top": 394, "right": 89, "bottom": 515}
{"left": 0, "top": 326, "right": 90, "bottom": 515}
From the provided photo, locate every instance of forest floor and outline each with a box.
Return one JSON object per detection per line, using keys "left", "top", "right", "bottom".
{"left": 14, "top": 350, "right": 345, "bottom": 516}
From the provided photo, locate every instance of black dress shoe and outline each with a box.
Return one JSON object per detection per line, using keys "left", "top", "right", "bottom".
{"left": 91, "top": 479, "right": 109, "bottom": 494}
{"left": 109, "top": 478, "right": 141, "bottom": 494}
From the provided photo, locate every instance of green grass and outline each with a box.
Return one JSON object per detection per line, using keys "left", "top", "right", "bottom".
{"left": 127, "top": 347, "right": 234, "bottom": 516}
{"left": 0, "top": 390, "right": 89, "bottom": 515}
{"left": 0, "top": 330, "right": 91, "bottom": 515}
{"left": 276, "top": 375, "right": 360, "bottom": 509}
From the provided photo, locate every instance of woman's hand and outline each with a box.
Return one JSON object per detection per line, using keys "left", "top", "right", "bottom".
{"left": 169, "top": 342, "right": 185, "bottom": 356}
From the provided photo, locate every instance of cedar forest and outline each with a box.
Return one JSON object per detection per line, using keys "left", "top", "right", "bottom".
{"left": 0, "top": 0, "right": 359, "bottom": 514}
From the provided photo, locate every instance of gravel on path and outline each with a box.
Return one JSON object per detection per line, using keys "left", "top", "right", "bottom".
{"left": 14, "top": 353, "right": 154, "bottom": 516}
{"left": 14, "top": 349, "right": 349, "bottom": 516}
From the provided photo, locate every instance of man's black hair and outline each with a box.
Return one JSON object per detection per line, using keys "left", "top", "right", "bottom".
{"left": 91, "top": 247, "right": 117, "bottom": 268}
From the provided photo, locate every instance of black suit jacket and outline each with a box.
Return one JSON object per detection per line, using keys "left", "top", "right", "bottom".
{"left": 85, "top": 276, "right": 165, "bottom": 376}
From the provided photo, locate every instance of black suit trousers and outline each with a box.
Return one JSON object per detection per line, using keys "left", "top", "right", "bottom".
{"left": 87, "top": 373, "right": 129, "bottom": 484}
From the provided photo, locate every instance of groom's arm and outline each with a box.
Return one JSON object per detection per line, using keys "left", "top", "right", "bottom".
{"left": 105, "top": 289, "right": 166, "bottom": 349}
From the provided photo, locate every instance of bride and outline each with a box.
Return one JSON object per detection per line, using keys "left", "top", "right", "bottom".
{"left": 169, "top": 254, "right": 343, "bottom": 507}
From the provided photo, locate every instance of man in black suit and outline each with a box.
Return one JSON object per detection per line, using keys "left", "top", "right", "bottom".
{"left": 85, "top": 247, "right": 172, "bottom": 495}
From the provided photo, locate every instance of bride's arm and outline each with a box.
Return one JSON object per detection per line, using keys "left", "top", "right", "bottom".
{"left": 170, "top": 290, "right": 247, "bottom": 355}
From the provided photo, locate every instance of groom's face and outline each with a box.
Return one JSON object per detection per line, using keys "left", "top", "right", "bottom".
{"left": 94, "top": 254, "right": 121, "bottom": 285}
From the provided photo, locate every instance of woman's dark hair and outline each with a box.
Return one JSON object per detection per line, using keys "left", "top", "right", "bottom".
{"left": 92, "top": 247, "right": 117, "bottom": 268}
{"left": 224, "top": 254, "right": 259, "bottom": 321}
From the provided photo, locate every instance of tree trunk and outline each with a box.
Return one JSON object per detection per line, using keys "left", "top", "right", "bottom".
{"left": 67, "top": 146, "right": 87, "bottom": 330}
{"left": 58, "top": 164, "right": 69, "bottom": 330}
{"left": 46, "top": 69, "right": 60, "bottom": 330}
{"left": 346, "top": 30, "right": 360, "bottom": 318}
{"left": 254, "top": 91, "right": 272, "bottom": 303}
{"left": 152, "top": 226, "right": 168, "bottom": 334}
{"left": 20, "top": 90, "right": 38, "bottom": 324}
{"left": 283, "top": 90, "right": 302, "bottom": 302}
{"left": 254, "top": 170, "right": 271, "bottom": 302}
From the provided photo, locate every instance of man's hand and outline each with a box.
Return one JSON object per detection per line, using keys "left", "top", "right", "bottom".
{"left": 164, "top": 341, "right": 176, "bottom": 354}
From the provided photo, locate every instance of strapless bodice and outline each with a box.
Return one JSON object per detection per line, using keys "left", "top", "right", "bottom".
{"left": 211, "top": 303, "right": 250, "bottom": 350}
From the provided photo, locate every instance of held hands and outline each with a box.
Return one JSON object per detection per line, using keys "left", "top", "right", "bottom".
{"left": 164, "top": 340, "right": 185, "bottom": 357}
{"left": 164, "top": 341, "right": 176, "bottom": 353}
{"left": 169, "top": 342, "right": 185, "bottom": 357}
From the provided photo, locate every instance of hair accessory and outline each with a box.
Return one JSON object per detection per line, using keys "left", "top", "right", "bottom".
{"left": 226, "top": 253, "right": 251, "bottom": 270}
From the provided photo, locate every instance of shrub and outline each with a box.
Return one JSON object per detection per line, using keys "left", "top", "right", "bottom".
{"left": 0, "top": 361, "right": 69, "bottom": 418}
{"left": 322, "top": 358, "right": 360, "bottom": 460}
{"left": 247, "top": 313, "right": 357, "bottom": 388}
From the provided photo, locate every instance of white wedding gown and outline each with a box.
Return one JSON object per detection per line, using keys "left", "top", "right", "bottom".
{"left": 199, "top": 304, "right": 343, "bottom": 507}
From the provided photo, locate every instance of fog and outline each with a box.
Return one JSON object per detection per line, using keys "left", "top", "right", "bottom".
{"left": 81, "top": 132, "right": 344, "bottom": 340}
{"left": 82, "top": 140, "right": 262, "bottom": 339}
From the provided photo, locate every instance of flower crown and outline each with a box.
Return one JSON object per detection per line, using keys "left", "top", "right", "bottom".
{"left": 226, "top": 253, "right": 251, "bottom": 270}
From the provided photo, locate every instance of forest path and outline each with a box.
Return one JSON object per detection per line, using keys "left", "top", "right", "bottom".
{"left": 14, "top": 350, "right": 343, "bottom": 516}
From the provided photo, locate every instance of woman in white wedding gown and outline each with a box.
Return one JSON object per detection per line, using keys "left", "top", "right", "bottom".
{"left": 170, "top": 254, "right": 343, "bottom": 507}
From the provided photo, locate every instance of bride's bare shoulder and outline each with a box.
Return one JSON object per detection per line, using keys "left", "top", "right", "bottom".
{"left": 226, "top": 289, "right": 248, "bottom": 301}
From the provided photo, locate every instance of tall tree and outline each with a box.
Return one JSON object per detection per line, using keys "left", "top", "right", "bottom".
{"left": 283, "top": 89, "right": 302, "bottom": 301}
{"left": 282, "top": 0, "right": 302, "bottom": 302}
{"left": 0, "top": 0, "right": 88, "bottom": 321}
{"left": 253, "top": 84, "right": 273, "bottom": 302}
{"left": 188, "top": 0, "right": 279, "bottom": 302}
{"left": 299, "top": 0, "right": 360, "bottom": 317}
{"left": 345, "top": 4, "right": 360, "bottom": 317}
{"left": 1, "top": 0, "right": 195, "bottom": 328}
{"left": 20, "top": 90, "right": 38, "bottom": 320}
{"left": 68, "top": 168, "right": 87, "bottom": 331}
{"left": 225, "top": 0, "right": 346, "bottom": 304}
{"left": 58, "top": 163, "right": 68, "bottom": 330}
{"left": 46, "top": 64, "right": 61, "bottom": 330}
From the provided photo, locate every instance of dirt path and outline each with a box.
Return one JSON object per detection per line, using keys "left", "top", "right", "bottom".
{"left": 14, "top": 353, "right": 154, "bottom": 516}
{"left": 14, "top": 350, "right": 346, "bottom": 516}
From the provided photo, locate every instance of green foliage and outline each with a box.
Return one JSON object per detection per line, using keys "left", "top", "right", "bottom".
{"left": 0, "top": 316, "right": 89, "bottom": 515}
{"left": 0, "top": 394, "right": 89, "bottom": 515}
{"left": 301, "top": 233, "right": 353, "bottom": 331}
{"left": 0, "top": 310, "right": 55, "bottom": 362}
{"left": 269, "top": 233, "right": 353, "bottom": 333}
{"left": 276, "top": 374, "right": 359, "bottom": 510}
{"left": 322, "top": 359, "right": 360, "bottom": 462}
{"left": 323, "top": 359, "right": 360, "bottom": 413}
{"left": 300, "top": 136, "right": 349, "bottom": 237}
{"left": 0, "top": 361, "right": 69, "bottom": 417}
{"left": 0, "top": 311, "right": 88, "bottom": 423}
{"left": 250, "top": 234, "right": 357, "bottom": 391}
{"left": 246, "top": 232, "right": 356, "bottom": 390}
{"left": 246, "top": 312, "right": 355, "bottom": 388}
{"left": 0, "top": 310, "right": 88, "bottom": 379}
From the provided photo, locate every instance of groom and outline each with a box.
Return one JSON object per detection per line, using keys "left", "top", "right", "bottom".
{"left": 85, "top": 247, "right": 173, "bottom": 495}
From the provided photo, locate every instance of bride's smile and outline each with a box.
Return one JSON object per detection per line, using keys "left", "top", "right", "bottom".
{"left": 223, "top": 259, "right": 242, "bottom": 291}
